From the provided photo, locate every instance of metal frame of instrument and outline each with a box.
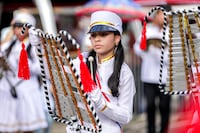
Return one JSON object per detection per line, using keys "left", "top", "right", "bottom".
{"left": 21, "top": 24, "right": 102, "bottom": 133}
{"left": 143, "top": 6, "right": 200, "bottom": 95}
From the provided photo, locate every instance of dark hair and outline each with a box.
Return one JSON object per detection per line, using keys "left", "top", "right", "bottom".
{"left": 86, "top": 31, "right": 124, "bottom": 97}
{"left": 107, "top": 40, "right": 124, "bottom": 97}
{"left": 157, "top": 4, "right": 172, "bottom": 12}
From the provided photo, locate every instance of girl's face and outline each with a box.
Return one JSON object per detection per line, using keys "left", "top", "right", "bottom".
{"left": 153, "top": 10, "right": 165, "bottom": 28}
{"left": 89, "top": 31, "right": 120, "bottom": 60}
{"left": 13, "top": 26, "right": 28, "bottom": 41}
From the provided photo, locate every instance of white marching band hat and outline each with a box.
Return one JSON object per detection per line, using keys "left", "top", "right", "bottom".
{"left": 88, "top": 10, "right": 123, "bottom": 35}
{"left": 12, "top": 11, "right": 36, "bottom": 27}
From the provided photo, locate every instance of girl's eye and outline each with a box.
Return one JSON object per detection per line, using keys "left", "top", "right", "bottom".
{"left": 91, "top": 33, "right": 97, "bottom": 38}
{"left": 100, "top": 32, "right": 110, "bottom": 36}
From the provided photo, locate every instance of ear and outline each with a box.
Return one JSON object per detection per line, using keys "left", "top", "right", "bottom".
{"left": 114, "top": 35, "right": 121, "bottom": 46}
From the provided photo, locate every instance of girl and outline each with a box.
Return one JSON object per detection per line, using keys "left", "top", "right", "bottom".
{"left": 133, "top": 5, "right": 171, "bottom": 133}
{"left": 0, "top": 9, "right": 47, "bottom": 133}
{"left": 68, "top": 10, "right": 135, "bottom": 133}
{"left": 29, "top": 10, "right": 136, "bottom": 133}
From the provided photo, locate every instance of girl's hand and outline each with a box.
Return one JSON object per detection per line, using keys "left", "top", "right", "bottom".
{"left": 88, "top": 88, "right": 107, "bottom": 112}
{"left": 28, "top": 27, "right": 42, "bottom": 46}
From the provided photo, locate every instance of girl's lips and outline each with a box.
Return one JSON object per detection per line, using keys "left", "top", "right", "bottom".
{"left": 94, "top": 44, "right": 102, "bottom": 49}
{"left": 19, "top": 36, "right": 24, "bottom": 41}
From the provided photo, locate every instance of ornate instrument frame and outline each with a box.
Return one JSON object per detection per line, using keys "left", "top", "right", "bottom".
{"left": 143, "top": 6, "right": 200, "bottom": 95}
{"left": 21, "top": 24, "right": 102, "bottom": 133}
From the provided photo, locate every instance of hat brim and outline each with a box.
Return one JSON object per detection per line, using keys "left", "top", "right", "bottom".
{"left": 88, "top": 25, "right": 118, "bottom": 33}
{"left": 12, "top": 22, "right": 24, "bottom": 27}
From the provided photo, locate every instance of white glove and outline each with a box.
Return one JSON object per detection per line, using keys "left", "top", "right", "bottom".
{"left": 89, "top": 88, "right": 107, "bottom": 112}
{"left": 28, "top": 27, "right": 42, "bottom": 46}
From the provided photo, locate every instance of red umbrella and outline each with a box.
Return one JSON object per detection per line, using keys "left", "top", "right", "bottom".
{"left": 76, "top": 0, "right": 104, "bottom": 16}
{"left": 76, "top": 0, "right": 145, "bottom": 22}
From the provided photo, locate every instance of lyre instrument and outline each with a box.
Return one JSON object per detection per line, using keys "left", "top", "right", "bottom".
{"left": 144, "top": 6, "right": 200, "bottom": 95}
{"left": 21, "top": 24, "right": 102, "bottom": 132}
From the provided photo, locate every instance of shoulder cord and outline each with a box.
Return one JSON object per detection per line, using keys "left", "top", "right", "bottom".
{"left": 4, "top": 39, "right": 33, "bottom": 98}
{"left": 5, "top": 39, "right": 17, "bottom": 57}
{"left": 5, "top": 73, "right": 23, "bottom": 99}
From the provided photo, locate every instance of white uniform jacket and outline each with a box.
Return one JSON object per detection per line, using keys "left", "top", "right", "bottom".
{"left": 134, "top": 24, "right": 169, "bottom": 84}
{"left": 66, "top": 52, "right": 136, "bottom": 133}
{"left": 0, "top": 38, "right": 47, "bottom": 131}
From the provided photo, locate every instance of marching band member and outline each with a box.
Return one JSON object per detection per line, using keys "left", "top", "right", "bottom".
{"left": 133, "top": 5, "right": 171, "bottom": 133}
{"left": 28, "top": 10, "right": 136, "bottom": 133}
{"left": 68, "top": 10, "right": 136, "bottom": 133}
{"left": 0, "top": 8, "right": 47, "bottom": 133}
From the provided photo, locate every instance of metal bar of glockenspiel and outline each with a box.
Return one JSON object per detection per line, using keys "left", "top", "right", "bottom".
{"left": 51, "top": 35, "right": 84, "bottom": 125}
{"left": 48, "top": 34, "right": 68, "bottom": 96}
{"left": 21, "top": 24, "right": 75, "bottom": 126}
{"left": 168, "top": 14, "right": 174, "bottom": 92}
{"left": 39, "top": 33, "right": 77, "bottom": 126}
{"left": 21, "top": 23, "right": 64, "bottom": 118}
{"left": 178, "top": 13, "right": 191, "bottom": 91}
{"left": 57, "top": 33, "right": 102, "bottom": 133}
{"left": 43, "top": 34, "right": 64, "bottom": 118}
{"left": 161, "top": 11, "right": 200, "bottom": 94}
{"left": 23, "top": 24, "right": 102, "bottom": 133}
{"left": 184, "top": 11, "right": 200, "bottom": 84}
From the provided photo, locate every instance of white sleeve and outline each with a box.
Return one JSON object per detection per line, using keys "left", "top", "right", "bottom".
{"left": 101, "top": 66, "right": 135, "bottom": 125}
{"left": 28, "top": 43, "right": 41, "bottom": 76}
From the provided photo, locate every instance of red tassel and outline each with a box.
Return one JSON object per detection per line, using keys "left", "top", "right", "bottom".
{"left": 78, "top": 49, "right": 96, "bottom": 93}
{"left": 140, "top": 21, "right": 147, "bottom": 51}
{"left": 18, "top": 42, "right": 30, "bottom": 80}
